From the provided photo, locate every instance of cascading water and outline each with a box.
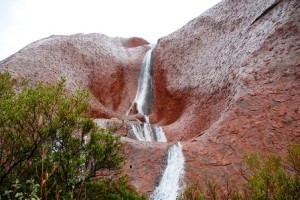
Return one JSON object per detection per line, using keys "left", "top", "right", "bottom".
{"left": 135, "top": 46, "right": 155, "bottom": 116}
{"left": 129, "top": 121, "right": 167, "bottom": 142}
{"left": 150, "top": 142, "right": 185, "bottom": 200}
{"left": 143, "top": 116, "right": 153, "bottom": 141}
{"left": 152, "top": 125, "right": 167, "bottom": 142}
{"left": 129, "top": 45, "right": 167, "bottom": 142}
{"left": 128, "top": 45, "right": 185, "bottom": 199}
{"left": 130, "top": 123, "right": 146, "bottom": 141}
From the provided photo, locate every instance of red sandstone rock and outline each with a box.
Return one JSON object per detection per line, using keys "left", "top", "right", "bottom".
{"left": 122, "top": 138, "right": 169, "bottom": 195}
{"left": 0, "top": 34, "right": 149, "bottom": 119}
{"left": 121, "top": 37, "right": 150, "bottom": 48}
{"left": 150, "top": 0, "right": 300, "bottom": 189}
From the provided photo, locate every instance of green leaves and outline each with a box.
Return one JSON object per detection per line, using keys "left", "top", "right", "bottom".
{"left": 2, "top": 179, "right": 40, "bottom": 200}
{"left": 243, "top": 146, "right": 300, "bottom": 200}
{"left": 83, "top": 176, "right": 146, "bottom": 200}
{"left": 87, "top": 129, "right": 124, "bottom": 173}
{"left": 0, "top": 73, "right": 89, "bottom": 186}
{"left": 0, "top": 72, "right": 133, "bottom": 199}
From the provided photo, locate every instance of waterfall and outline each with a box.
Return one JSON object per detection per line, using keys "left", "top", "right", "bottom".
{"left": 150, "top": 142, "right": 185, "bottom": 200}
{"left": 127, "top": 45, "right": 185, "bottom": 199}
{"left": 135, "top": 46, "right": 154, "bottom": 116}
{"left": 128, "top": 45, "right": 167, "bottom": 143}
{"left": 130, "top": 123, "right": 146, "bottom": 141}
{"left": 129, "top": 122, "right": 167, "bottom": 142}
{"left": 152, "top": 125, "right": 167, "bottom": 142}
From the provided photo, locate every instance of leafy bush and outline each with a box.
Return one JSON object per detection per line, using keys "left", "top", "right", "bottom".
{"left": 2, "top": 179, "right": 39, "bottom": 200}
{"left": 182, "top": 182, "right": 206, "bottom": 200}
{"left": 0, "top": 72, "right": 142, "bottom": 199}
{"left": 83, "top": 176, "right": 146, "bottom": 200}
{"left": 181, "top": 142, "right": 300, "bottom": 200}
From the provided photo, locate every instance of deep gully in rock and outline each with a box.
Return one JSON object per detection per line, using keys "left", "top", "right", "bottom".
{"left": 129, "top": 45, "right": 185, "bottom": 199}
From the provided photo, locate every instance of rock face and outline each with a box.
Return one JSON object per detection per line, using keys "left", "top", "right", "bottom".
{"left": 150, "top": 0, "right": 300, "bottom": 189}
{"left": 1, "top": 0, "right": 300, "bottom": 196}
{"left": 0, "top": 34, "right": 149, "bottom": 119}
{"left": 122, "top": 138, "right": 169, "bottom": 194}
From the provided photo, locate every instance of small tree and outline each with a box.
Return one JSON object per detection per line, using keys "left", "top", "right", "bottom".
{"left": 0, "top": 72, "right": 144, "bottom": 199}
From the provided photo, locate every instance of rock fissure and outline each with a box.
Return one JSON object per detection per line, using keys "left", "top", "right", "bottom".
{"left": 251, "top": 0, "right": 284, "bottom": 26}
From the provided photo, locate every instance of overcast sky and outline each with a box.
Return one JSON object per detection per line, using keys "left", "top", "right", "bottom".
{"left": 0, "top": 0, "right": 221, "bottom": 61}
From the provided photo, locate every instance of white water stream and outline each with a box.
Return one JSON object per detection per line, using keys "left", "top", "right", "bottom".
{"left": 129, "top": 45, "right": 168, "bottom": 143}
{"left": 129, "top": 45, "right": 185, "bottom": 199}
{"left": 135, "top": 46, "right": 154, "bottom": 116}
{"left": 150, "top": 142, "right": 185, "bottom": 200}
{"left": 129, "top": 121, "right": 167, "bottom": 142}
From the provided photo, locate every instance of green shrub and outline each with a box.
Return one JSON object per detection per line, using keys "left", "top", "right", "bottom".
{"left": 243, "top": 142, "right": 300, "bottom": 199}
{"left": 182, "top": 142, "right": 300, "bottom": 200}
{"left": 182, "top": 182, "right": 206, "bottom": 200}
{"left": 83, "top": 176, "right": 146, "bottom": 200}
{"left": 2, "top": 179, "right": 39, "bottom": 200}
{"left": 0, "top": 72, "right": 142, "bottom": 199}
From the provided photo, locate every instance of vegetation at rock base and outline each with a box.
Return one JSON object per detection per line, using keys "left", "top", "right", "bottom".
{"left": 82, "top": 175, "right": 146, "bottom": 200}
{"left": 0, "top": 71, "right": 145, "bottom": 199}
{"left": 181, "top": 142, "right": 300, "bottom": 200}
